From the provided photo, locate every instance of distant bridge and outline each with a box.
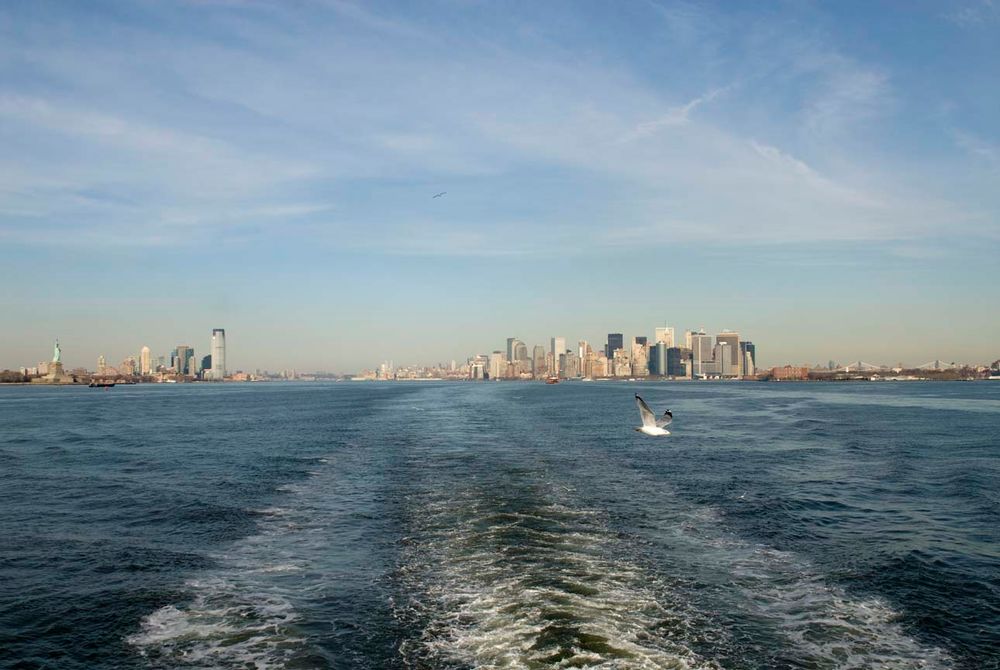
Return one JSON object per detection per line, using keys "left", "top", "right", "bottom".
{"left": 842, "top": 361, "right": 887, "bottom": 372}
{"left": 916, "top": 360, "right": 957, "bottom": 371}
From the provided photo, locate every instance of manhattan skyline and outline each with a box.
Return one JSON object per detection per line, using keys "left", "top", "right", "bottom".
{"left": 1, "top": 1, "right": 998, "bottom": 371}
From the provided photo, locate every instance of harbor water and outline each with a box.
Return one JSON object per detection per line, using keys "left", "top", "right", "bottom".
{"left": 1, "top": 381, "right": 997, "bottom": 669}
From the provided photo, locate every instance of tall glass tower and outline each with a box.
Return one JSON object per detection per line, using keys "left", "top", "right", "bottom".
{"left": 605, "top": 333, "right": 623, "bottom": 359}
{"left": 211, "top": 328, "right": 226, "bottom": 380}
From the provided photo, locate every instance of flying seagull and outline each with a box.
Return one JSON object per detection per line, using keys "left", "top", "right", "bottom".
{"left": 432, "top": 191, "right": 447, "bottom": 199}
{"left": 634, "top": 394, "right": 672, "bottom": 436}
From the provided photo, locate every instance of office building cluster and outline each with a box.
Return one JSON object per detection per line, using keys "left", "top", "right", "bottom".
{"left": 21, "top": 329, "right": 229, "bottom": 382}
{"left": 350, "top": 327, "right": 753, "bottom": 382}
{"left": 135, "top": 328, "right": 228, "bottom": 380}
{"left": 354, "top": 326, "right": 757, "bottom": 381}
{"left": 462, "top": 327, "right": 756, "bottom": 381}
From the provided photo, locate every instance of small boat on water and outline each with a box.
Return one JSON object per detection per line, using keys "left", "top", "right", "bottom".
{"left": 88, "top": 381, "right": 115, "bottom": 388}
{"left": 545, "top": 376, "right": 560, "bottom": 384}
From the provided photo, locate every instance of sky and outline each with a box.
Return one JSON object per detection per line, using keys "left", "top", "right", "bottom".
{"left": 1, "top": 0, "right": 998, "bottom": 372}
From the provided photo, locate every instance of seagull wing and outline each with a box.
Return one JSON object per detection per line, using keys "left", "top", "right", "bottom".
{"left": 635, "top": 394, "right": 656, "bottom": 427}
{"left": 656, "top": 410, "right": 673, "bottom": 428}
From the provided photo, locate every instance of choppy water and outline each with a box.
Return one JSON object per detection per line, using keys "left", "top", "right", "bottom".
{"left": 1, "top": 381, "right": 998, "bottom": 669}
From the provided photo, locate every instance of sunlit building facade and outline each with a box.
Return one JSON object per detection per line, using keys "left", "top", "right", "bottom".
{"left": 210, "top": 328, "right": 226, "bottom": 380}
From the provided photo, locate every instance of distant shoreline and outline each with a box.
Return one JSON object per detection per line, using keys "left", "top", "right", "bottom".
{"left": 3, "top": 377, "right": 998, "bottom": 386}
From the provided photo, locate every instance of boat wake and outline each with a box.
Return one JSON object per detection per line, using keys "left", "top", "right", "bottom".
{"left": 391, "top": 474, "right": 955, "bottom": 670}
{"left": 126, "top": 502, "right": 311, "bottom": 668}
{"left": 393, "top": 483, "right": 720, "bottom": 669}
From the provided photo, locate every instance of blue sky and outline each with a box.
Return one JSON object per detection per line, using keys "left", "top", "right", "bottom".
{"left": 1, "top": 0, "right": 998, "bottom": 371}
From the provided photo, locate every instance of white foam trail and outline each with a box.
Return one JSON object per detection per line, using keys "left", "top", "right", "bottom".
{"left": 128, "top": 582, "right": 302, "bottom": 669}
{"left": 658, "top": 503, "right": 955, "bottom": 669}
{"left": 395, "top": 488, "right": 720, "bottom": 669}
{"left": 395, "top": 474, "right": 956, "bottom": 670}
{"left": 128, "top": 477, "right": 323, "bottom": 666}
{"left": 724, "top": 543, "right": 953, "bottom": 669}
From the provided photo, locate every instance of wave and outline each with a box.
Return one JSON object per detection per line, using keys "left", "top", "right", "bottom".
{"left": 127, "top": 500, "right": 314, "bottom": 667}
{"left": 393, "top": 486, "right": 720, "bottom": 669}
{"left": 128, "top": 580, "right": 304, "bottom": 669}
{"left": 393, "top": 474, "right": 956, "bottom": 670}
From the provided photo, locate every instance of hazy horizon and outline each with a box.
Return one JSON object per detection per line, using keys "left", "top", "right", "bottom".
{"left": 2, "top": 1, "right": 998, "bottom": 372}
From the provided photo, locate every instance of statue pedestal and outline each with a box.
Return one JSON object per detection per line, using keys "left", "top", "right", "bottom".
{"left": 33, "top": 362, "right": 73, "bottom": 384}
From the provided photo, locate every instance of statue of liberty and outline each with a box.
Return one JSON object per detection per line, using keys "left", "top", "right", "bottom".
{"left": 53, "top": 340, "right": 61, "bottom": 364}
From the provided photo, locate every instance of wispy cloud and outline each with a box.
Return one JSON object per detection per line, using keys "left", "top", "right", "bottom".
{"left": 618, "top": 86, "right": 731, "bottom": 143}
{"left": 1, "top": 0, "right": 999, "bottom": 369}
{"left": 0, "top": 0, "right": 990, "bottom": 257}
{"left": 953, "top": 129, "right": 999, "bottom": 165}
{"left": 945, "top": 0, "right": 998, "bottom": 27}
{"left": 801, "top": 59, "right": 892, "bottom": 139}
{"left": 319, "top": 0, "right": 432, "bottom": 41}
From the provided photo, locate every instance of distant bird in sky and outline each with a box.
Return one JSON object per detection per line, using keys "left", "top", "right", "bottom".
{"left": 432, "top": 191, "right": 447, "bottom": 199}
{"left": 634, "top": 394, "right": 672, "bottom": 436}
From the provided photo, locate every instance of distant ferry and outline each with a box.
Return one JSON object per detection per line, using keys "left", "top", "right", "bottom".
{"left": 545, "top": 377, "right": 560, "bottom": 384}
{"left": 88, "top": 381, "right": 115, "bottom": 388}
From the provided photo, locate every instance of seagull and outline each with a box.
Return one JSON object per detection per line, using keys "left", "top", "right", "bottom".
{"left": 634, "top": 394, "right": 672, "bottom": 436}
{"left": 432, "top": 191, "right": 447, "bottom": 199}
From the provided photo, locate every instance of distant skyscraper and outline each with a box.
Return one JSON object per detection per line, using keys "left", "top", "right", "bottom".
{"left": 513, "top": 340, "right": 528, "bottom": 362}
{"left": 582, "top": 349, "right": 599, "bottom": 378}
{"left": 630, "top": 338, "right": 649, "bottom": 377}
{"left": 211, "top": 328, "right": 226, "bottom": 380}
{"left": 716, "top": 331, "right": 740, "bottom": 371}
{"left": 740, "top": 341, "right": 756, "bottom": 377}
{"left": 176, "top": 345, "right": 193, "bottom": 375}
{"left": 561, "top": 351, "right": 580, "bottom": 378}
{"left": 591, "top": 353, "right": 608, "bottom": 378}
{"left": 139, "top": 346, "right": 151, "bottom": 375}
{"left": 606, "top": 333, "right": 623, "bottom": 358}
{"left": 666, "top": 347, "right": 688, "bottom": 377}
{"left": 650, "top": 342, "right": 667, "bottom": 376}
{"left": 551, "top": 337, "right": 566, "bottom": 359}
{"left": 506, "top": 337, "right": 517, "bottom": 361}
{"left": 97, "top": 354, "right": 106, "bottom": 373}
{"left": 655, "top": 326, "right": 675, "bottom": 347}
{"left": 532, "top": 345, "right": 546, "bottom": 378}
{"left": 713, "top": 342, "right": 736, "bottom": 377}
{"left": 201, "top": 355, "right": 212, "bottom": 373}
{"left": 690, "top": 330, "right": 713, "bottom": 377}
{"left": 121, "top": 356, "right": 136, "bottom": 376}
{"left": 488, "top": 351, "right": 505, "bottom": 380}
{"left": 612, "top": 348, "right": 631, "bottom": 377}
